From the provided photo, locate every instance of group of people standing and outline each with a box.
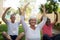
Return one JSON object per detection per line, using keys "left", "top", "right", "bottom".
{"left": 2, "top": 3, "right": 59, "bottom": 40}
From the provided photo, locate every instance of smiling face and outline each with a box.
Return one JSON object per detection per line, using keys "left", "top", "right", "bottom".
{"left": 29, "top": 18, "right": 36, "bottom": 26}
{"left": 46, "top": 18, "right": 51, "bottom": 26}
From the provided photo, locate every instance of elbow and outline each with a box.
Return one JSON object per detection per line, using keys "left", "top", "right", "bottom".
{"left": 2, "top": 15, "right": 4, "bottom": 20}
{"left": 2, "top": 14, "right": 6, "bottom": 20}
{"left": 2, "top": 18, "right": 3, "bottom": 20}
{"left": 2, "top": 16, "right": 3, "bottom": 20}
{"left": 2, "top": 16, "right": 5, "bottom": 21}
{"left": 55, "top": 19, "right": 58, "bottom": 23}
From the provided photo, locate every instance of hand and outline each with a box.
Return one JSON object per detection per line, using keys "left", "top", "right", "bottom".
{"left": 41, "top": 5, "right": 46, "bottom": 17}
{"left": 7, "top": 7, "right": 11, "bottom": 10}
{"left": 6, "top": 7, "right": 11, "bottom": 11}
{"left": 18, "top": 7, "right": 20, "bottom": 11}
{"left": 41, "top": 5, "right": 46, "bottom": 13}
{"left": 23, "top": 2, "right": 30, "bottom": 9}
{"left": 18, "top": 7, "right": 22, "bottom": 15}
{"left": 25, "top": 2, "right": 30, "bottom": 7}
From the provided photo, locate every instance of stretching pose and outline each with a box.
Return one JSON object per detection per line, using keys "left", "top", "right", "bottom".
{"left": 2, "top": 3, "right": 29, "bottom": 40}
{"left": 20, "top": 5, "right": 47, "bottom": 40}
{"left": 41, "top": 6, "right": 58, "bottom": 40}
{"left": 2, "top": 7, "right": 21, "bottom": 40}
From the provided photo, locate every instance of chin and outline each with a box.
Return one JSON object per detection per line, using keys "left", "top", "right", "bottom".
{"left": 31, "top": 24, "right": 35, "bottom": 26}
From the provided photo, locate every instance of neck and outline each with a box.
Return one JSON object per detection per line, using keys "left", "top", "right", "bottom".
{"left": 30, "top": 25, "right": 35, "bottom": 30}
{"left": 11, "top": 21, "right": 15, "bottom": 23}
{"left": 46, "top": 24, "right": 50, "bottom": 26}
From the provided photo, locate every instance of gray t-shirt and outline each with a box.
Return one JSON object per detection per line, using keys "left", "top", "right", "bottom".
{"left": 6, "top": 21, "right": 20, "bottom": 35}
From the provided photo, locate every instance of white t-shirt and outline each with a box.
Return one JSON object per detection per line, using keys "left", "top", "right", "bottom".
{"left": 6, "top": 21, "right": 20, "bottom": 35}
{"left": 21, "top": 16, "right": 47, "bottom": 40}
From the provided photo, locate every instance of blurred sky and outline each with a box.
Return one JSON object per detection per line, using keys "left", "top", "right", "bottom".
{"left": 0, "top": 0, "right": 60, "bottom": 23}
{"left": 3, "top": 0, "right": 47, "bottom": 19}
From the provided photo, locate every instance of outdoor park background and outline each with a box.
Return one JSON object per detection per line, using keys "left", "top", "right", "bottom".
{"left": 0, "top": 0, "right": 60, "bottom": 40}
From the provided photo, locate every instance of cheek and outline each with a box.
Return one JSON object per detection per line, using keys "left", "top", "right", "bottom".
{"left": 11, "top": 18, "right": 15, "bottom": 21}
{"left": 13, "top": 17, "right": 16, "bottom": 20}
{"left": 14, "top": 18, "right": 15, "bottom": 20}
{"left": 33, "top": 21, "right": 36, "bottom": 23}
{"left": 32, "top": 22, "right": 36, "bottom": 24}
{"left": 29, "top": 20, "right": 36, "bottom": 24}
{"left": 34, "top": 22, "right": 36, "bottom": 24}
{"left": 48, "top": 21, "right": 50, "bottom": 23}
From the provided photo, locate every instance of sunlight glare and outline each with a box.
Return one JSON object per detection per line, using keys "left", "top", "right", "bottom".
{"left": 3, "top": 0, "right": 20, "bottom": 10}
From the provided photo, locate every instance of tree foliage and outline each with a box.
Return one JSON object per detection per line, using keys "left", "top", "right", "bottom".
{"left": 40, "top": 0, "right": 59, "bottom": 13}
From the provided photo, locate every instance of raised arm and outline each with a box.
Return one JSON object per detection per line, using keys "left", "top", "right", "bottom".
{"left": 19, "top": 8, "right": 28, "bottom": 30}
{"left": 20, "top": 15, "right": 28, "bottom": 31}
{"left": 37, "top": 15, "right": 47, "bottom": 30}
{"left": 21, "top": 2, "right": 30, "bottom": 16}
{"left": 2, "top": 7, "right": 11, "bottom": 24}
{"left": 53, "top": 11, "right": 58, "bottom": 25}
{"left": 23, "top": 2, "right": 30, "bottom": 12}
{"left": 18, "top": 8, "right": 22, "bottom": 15}
{"left": 16, "top": 8, "right": 22, "bottom": 24}
{"left": 37, "top": 5, "right": 47, "bottom": 30}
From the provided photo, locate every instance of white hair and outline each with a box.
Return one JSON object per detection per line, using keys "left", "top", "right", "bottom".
{"left": 29, "top": 16, "right": 37, "bottom": 20}
{"left": 11, "top": 14, "right": 15, "bottom": 16}
{"left": 28, "top": 16, "right": 38, "bottom": 24}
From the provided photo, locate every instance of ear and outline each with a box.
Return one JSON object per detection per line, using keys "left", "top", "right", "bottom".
{"left": 29, "top": 20, "right": 31, "bottom": 24}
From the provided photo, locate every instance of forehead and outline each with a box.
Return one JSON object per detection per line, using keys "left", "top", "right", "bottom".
{"left": 30, "top": 18, "right": 36, "bottom": 21}
{"left": 47, "top": 19, "right": 50, "bottom": 21}
{"left": 11, "top": 15, "right": 15, "bottom": 17}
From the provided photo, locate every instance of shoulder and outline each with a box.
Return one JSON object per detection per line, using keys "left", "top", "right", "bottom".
{"left": 6, "top": 20, "right": 10, "bottom": 23}
{"left": 51, "top": 23, "right": 54, "bottom": 25}
{"left": 42, "top": 24, "right": 46, "bottom": 28}
{"left": 6, "top": 20, "right": 11, "bottom": 25}
{"left": 43, "top": 24, "right": 46, "bottom": 27}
